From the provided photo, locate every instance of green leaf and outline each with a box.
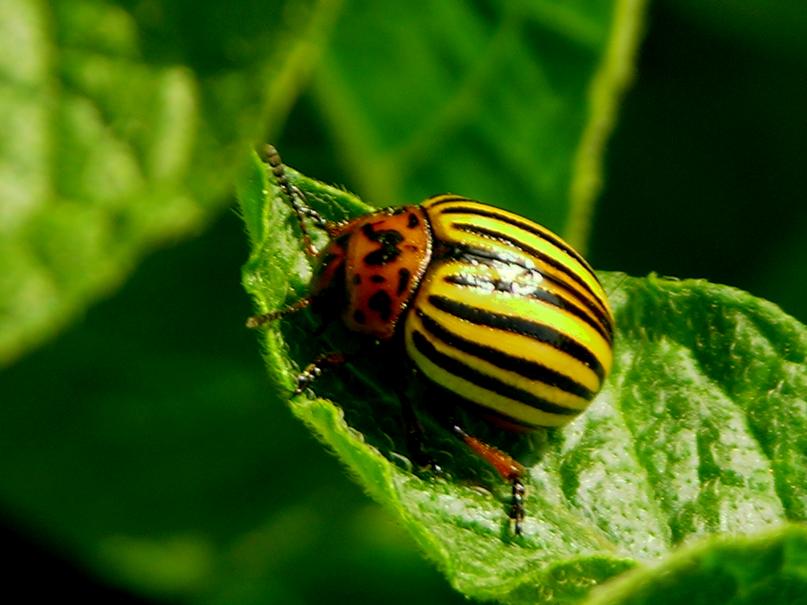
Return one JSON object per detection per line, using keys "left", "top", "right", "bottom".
{"left": 584, "top": 524, "right": 807, "bottom": 605}
{"left": 306, "top": 0, "right": 646, "bottom": 250}
{"left": 239, "top": 154, "right": 807, "bottom": 604}
{"left": 0, "top": 0, "right": 340, "bottom": 366}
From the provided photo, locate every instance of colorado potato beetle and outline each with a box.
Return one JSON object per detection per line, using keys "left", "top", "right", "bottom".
{"left": 249, "top": 145, "right": 614, "bottom": 535}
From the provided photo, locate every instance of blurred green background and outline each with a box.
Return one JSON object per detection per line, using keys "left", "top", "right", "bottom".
{"left": 1, "top": 1, "right": 805, "bottom": 603}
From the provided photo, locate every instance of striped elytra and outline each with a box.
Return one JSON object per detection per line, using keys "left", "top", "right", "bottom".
{"left": 404, "top": 195, "right": 613, "bottom": 431}
{"left": 251, "top": 145, "right": 613, "bottom": 535}
{"left": 311, "top": 193, "right": 614, "bottom": 432}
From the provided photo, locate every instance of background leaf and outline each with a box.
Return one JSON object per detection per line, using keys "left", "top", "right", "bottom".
{"left": 290, "top": 0, "right": 645, "bottom": 247}
{"left": 0, "top": 0, "right": 337, "bottom": 366}
{"left": 240, "top": 156, "right": 807, "bottom": 604}
{"left": 593, "top": 2, "right": 807, "bottom": 325}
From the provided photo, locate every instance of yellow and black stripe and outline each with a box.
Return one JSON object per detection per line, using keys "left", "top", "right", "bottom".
{"left": 404, "top": 195, "right": 614, "bottom": 430}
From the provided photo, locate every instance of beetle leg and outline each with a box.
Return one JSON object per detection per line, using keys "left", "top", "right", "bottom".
{"left": 294, "top": 352, "right": 347, "bottom": 395}
{"left": 510, "top": 476, "right": 526, "bottom": 536}
{"left": 451, "top": 425, "right": 526, "bottom": 535}
{"left": 246, "top": 297, "right": 312, "bottom": 329}
{"left": 400, "top": 396, "right": 441, "bottom": 472}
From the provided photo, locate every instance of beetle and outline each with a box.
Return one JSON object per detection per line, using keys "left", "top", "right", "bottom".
{"left": 248, "top": 145, "right": 614, "bottom": 535}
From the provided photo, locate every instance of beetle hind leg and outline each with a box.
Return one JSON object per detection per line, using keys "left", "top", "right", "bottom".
{"left": 509, "top": 476, "right": 526, "bottom": 536}
{"left": 451, "top": 425, "right": 526, "bottom": 536}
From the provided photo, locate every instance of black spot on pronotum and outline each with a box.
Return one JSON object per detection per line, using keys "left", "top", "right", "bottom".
{"left": 334, "top": 233, "right": 351, "bottom": 250}
{"left": 397, "top": 268, "right": 411, "bottom": 295}
{"left": 353, "top": 274, "right": 362, "bottom": 285}
{"left": 353, "top": 309, "right": 366, "bottom": 324}
{"left": 368, "top": 290, "right": 393, "bottom": 322}
{"left": 370, "top": 275, "right": 386, "bottom": 284}
{"left": 407, "top": 213, "right": 420, "bottom": 229}
{"left": 361, "top": 223, "right": 404, "bottom": 266}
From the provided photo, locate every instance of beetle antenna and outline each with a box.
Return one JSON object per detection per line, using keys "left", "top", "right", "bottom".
{"left": 262, "top": 144, "right": 329, "bottom": 257}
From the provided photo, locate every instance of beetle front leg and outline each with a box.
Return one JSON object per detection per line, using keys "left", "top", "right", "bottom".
{"left": 294, "top": 352, "right": 348, "bottom": 395}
